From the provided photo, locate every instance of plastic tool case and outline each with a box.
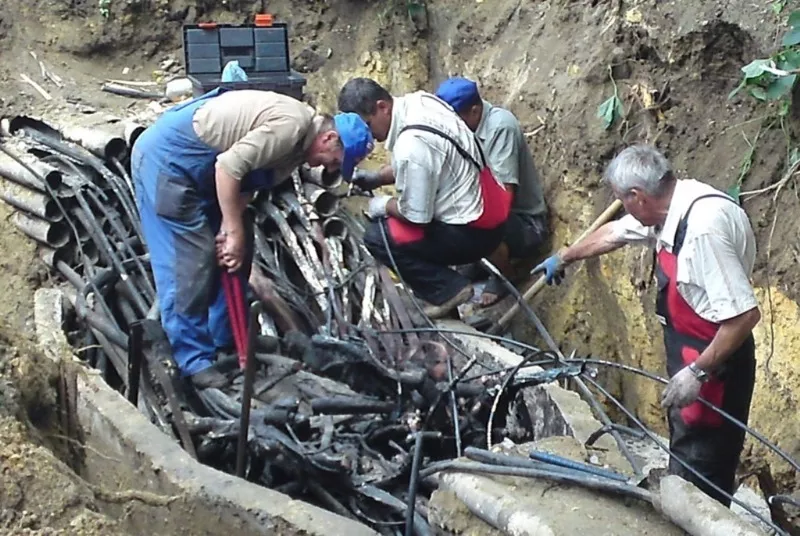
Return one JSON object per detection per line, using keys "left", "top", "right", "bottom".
{"left": 182, "top": 14, "right": 307, "bottom": 99}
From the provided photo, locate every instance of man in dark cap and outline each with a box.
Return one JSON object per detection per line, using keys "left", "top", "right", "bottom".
{"left": 435, "top": 77, "right": 549, "bottom": 306}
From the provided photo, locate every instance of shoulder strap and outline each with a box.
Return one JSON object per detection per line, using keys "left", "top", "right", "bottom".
{"left": 674, "top": 193, "right": 737, "bottom": 253}
{"left": 400, "top": 124, "right": 488, "bottom": 171}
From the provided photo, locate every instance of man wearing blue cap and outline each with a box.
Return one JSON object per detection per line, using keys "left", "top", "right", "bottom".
{"left": 434, "top": 77, "right": 549, "bottom": 306}
{"left": 132, "top": 88, "right": 373, "bottom": 388}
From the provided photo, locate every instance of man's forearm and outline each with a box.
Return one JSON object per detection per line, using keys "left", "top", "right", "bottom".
{"left": 695, "top": 307, "right": 760, "bottom": 372}
{"left": 559, "top": 222, "right": 626, "bottom": 263}
{"left": 385, "top": 198, "right": 412, "bottom": 222}
{"left": 216, "top": 166, "right": 244, "bottom": 226}
{"left": 378, "top": 164, "right": 396, "bottom": 185}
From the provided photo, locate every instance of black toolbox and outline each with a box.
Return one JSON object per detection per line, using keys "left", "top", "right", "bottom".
{"left": 182, "top": 16, "right": 307, "bottom": 100}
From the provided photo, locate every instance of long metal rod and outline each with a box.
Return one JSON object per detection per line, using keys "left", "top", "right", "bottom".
{"left": 126, "top": 320, "right": 144, "bottom": 405}
{"left": 236, "top": 301, "right": 262, "bottom": 478}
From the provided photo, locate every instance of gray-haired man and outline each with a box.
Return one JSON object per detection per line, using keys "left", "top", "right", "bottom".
{"left": 534, "top": 144, "right": 760, "bottom": 506}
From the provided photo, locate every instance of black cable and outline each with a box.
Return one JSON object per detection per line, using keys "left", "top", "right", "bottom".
{"left": 569, "top": 357, "right": 800, "bottom": 474}
{"left": 374, "top": 325, "right": 799, "bottom": 507}
{"left": 376, "top": 219, "right": 474, "bottom": 443}
{"left": 479, "top": 257, "right": 641, "bottom": 475}
{"left": 581, "top": 375, "right": 787, "bottom": 536}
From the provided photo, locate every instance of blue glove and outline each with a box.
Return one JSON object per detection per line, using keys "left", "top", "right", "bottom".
{"left": 531, "top": 254, "right": 564, "bottom": 285}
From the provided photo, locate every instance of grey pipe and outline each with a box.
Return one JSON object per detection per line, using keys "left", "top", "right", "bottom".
{"left": 60, "top": 124, "right": 128, "bottom": 162}
{"left": 0, "top": 149, "right": 62, "bottom": 192}
{"left": 299, "top": 164, "right": 343, "bottom": 190}
{"left": 0, "top": 178, "right": 64, "bottom": 221}
{"left": 322, "top": 216, "right": 348, "bottom": 239}
{"left": 122, "top": 121, "right": 146, "bottom": 149}
{"left": 38, "top": 246, "right": 69, "bottom": 267}
{"left": 302, "top": 182, "right": 339, "bottom": 217}
{"left": 12, "top": 211, "right": 70, "bottom": 248}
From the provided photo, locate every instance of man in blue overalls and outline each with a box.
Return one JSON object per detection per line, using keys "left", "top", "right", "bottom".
{"left": 131, "top": 88, "right": 373, "bottom": 388}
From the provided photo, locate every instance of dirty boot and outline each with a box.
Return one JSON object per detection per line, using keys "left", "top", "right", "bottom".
{"left": 423, "top": 285, "right": 474, "bottom": 319}
{"left": 190, "top": 367, "right": 229, "bottom": 390}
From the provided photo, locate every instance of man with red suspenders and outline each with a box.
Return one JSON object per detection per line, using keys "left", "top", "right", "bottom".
{"left": 337, "top": 77, "right": 512, "bottom": 318}
{"left": 533, "top": 144, "right": 760, "bottom": 505}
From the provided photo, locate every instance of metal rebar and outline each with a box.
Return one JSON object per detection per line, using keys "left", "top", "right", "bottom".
{"left": 405, "top": 431, "right": 441, "bottom": 536}
{"left": 126, "top": 320, "right": 144, "bottom": 405}
{"left": 236, "top": 301, "right": 262, "bottom": 478}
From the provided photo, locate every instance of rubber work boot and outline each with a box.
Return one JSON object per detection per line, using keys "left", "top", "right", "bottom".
{"left": 423, "top": 285, "right": 474, "bottom": 319}
{"left": 190, "top": 367, "right": 229, "bottom": 390}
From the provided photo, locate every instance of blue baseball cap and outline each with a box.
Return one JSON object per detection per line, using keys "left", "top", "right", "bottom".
{"left": 334, "top": 112, "right": 375, "bottom": 180}
{"left": 435, "top": 77, "right": 480, "bottom": 112}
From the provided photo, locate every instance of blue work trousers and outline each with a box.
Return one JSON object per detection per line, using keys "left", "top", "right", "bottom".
{"left": 131, "top": 154, "right": 253, "bottom": 376}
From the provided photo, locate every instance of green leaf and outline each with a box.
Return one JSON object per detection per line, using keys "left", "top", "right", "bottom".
{"left": 782, "top": 27, "right": 800, "bottom": 46}
{"left": 728, "top": 79, "right": 747, "bottom": 100}
{"left": 766, "top": 74, "right": 797, "bottom": 99}
{"left": 741, "top": 59, "right": 774, "bottom": 79}
{"left": 749, "top": 86, "right": 768, "bottom": 101}
{"left": 778, "top": 49, "right": 800, "bottom": 70}
{"left": 727, "top": 184, "right": 741, "bottom": 204}
{"left": 773, "top": 1, "right": 785, "bottom": 15}
{"left": 788, "top": 10, "right": 800, "bottom": 28}
{"left": 597, "top": 96, "right": 619, "bottom": 130}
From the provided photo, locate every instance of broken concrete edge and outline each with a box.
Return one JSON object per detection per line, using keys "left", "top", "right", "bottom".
{"left": 34, "top": 288, "right": 379, "bottom": 536}
{"left": 434, "top": 319, "right": 615, "bottom": 451}
{"left": 657, "top": 475, "right": 768, "bottom": 536}
{"left": 434, "top": 319, "right": 770, "bottom": 536}
{"left": 76, "top": 372, "right": 380, "bottom": 535}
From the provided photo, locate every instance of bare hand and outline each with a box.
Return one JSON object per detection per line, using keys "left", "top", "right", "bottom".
{"left": 217, "top": 221, "right": 245, "bottom": 272}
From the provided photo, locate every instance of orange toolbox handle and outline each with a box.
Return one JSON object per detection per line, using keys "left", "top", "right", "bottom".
{"left": 254, "top": 13, "right": 273, "bottom": 27}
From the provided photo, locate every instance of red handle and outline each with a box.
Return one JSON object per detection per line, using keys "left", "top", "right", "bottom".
{"left": 222, "top": 271, "right": 248, "bottom": 369}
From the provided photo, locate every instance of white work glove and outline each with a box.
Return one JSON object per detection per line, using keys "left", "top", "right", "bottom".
{"left": 366, "top": 195, "right": 392, "bottom": 220}
{"left": 660, "top": 366, "right": 702, "bottom": 409}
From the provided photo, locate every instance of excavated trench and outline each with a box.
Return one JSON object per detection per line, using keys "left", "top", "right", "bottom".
{"left": 0, "top": 109, "right": 783, "bottom": 536}
{"left": 1, "top": 0, "right": 800, "bottom": 534}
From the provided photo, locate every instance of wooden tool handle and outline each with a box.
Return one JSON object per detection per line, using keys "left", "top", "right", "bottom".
{"left": 491, "top": 199, "right": 624, "bottom": 333}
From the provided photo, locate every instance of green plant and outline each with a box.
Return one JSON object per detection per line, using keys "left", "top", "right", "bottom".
{"left": 99, "top": 0, "right": 111, "bottom": 19}
{"left": 597, "top": 67, "right": 624, "bottom": 130}
{"left": 773, "top": 0, "right": 788, "bottom": 15}
{"left": 729, "top": 10, "right": 800, "bottom": 102}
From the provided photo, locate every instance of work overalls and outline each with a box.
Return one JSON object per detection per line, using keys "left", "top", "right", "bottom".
{"left": 656, "top": 193, "right": 756, "bottom": 506}
{"left": 131, "top": 88, "right": 275, "bottom": 376}
{"left": 364, "top": 124, "right": 511, "bottom": 305}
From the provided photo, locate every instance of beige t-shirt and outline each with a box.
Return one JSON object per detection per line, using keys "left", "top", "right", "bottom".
{"left": 192, "top": 90, "right": 323, "bottom": 183}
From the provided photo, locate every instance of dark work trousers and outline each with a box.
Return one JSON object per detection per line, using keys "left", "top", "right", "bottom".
{"left": 364, "top": 218, "right": 505, "bottom": 305}
{"left": 666, "top": 336, "right": 756, "bottom": 506}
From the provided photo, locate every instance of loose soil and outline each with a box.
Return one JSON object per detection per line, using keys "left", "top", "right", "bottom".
{"left": 0, "top": 0, "right": 799, "bottom": 532}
